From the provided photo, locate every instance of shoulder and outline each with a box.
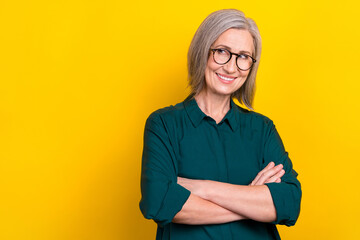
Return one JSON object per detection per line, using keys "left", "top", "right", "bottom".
{"left": 233, "top": 104, "right": 274, "bottom": 130}
{"left": 145, "top": 101, "right": 186, "bottom": 128}
{"left": 147, "top": 101, "right": 185, "bottom": 121}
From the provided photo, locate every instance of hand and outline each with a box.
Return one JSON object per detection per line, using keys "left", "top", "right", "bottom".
{"left": 177, "top": 177, "right": 206, "bottom": 198}
{"left": 250, "top": 162, "right": 285, "bottom": 186}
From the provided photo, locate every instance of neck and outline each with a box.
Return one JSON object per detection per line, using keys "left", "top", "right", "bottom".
{"left": 194, "top": 90, "right": 231, "bottom": 124}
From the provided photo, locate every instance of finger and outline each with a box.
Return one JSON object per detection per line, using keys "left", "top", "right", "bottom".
{"left": 251, "top": 162, "right": 275, "bottom": 185}
{"left": 251, "top": 162, "right": 274, "bottom": 185}
{"left": 259, "top": 164, "right": 283, "bottom": 184}
{"left": 256, "top": 164, "right": 283, "bottom": 185}
{"left": 265, "top": 169, "right": 285, "bottom": 184}
{"left": 275, "top": 178, "right": 281, "bottom": 183}
{"left": 177, "top": 176, "right": 186, "bottom": 184}
{"left": 252, "top": 162, "right": 280, "bottom": 186}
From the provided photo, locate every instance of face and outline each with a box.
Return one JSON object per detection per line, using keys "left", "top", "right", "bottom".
{"left": 203, "top": 28, "right": 254, "bottom": 97}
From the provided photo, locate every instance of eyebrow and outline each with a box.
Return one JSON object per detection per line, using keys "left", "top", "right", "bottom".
{"left": 213, "top": 44, "right": 252, "bottom": 55}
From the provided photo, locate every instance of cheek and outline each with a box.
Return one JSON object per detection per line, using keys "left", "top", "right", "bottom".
{"left": 204, "top": 62, "right": 217, "bottom": 81}
{"left": 234, "top": 73, "right": 249, "bottom": 88}
{"left": 239, "top": 70, "right": 250, "bottom": 82}
{"left": 206, "top": 56, "right": 221, "bottom": 72}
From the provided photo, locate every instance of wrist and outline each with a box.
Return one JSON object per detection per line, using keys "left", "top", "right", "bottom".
{"left": 201, "top": 180, "right": 215, "bottom": 200}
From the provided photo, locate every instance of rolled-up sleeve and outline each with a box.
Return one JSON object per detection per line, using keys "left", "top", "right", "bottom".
{"left": 139, "top": 112, "right": 191, "bottom": 227}
{"left": 263, "top": 121, "right": 302, "bottom": 226}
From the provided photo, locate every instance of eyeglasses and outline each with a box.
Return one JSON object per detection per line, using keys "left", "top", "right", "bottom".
{"left": 210, "top": 48, "right": 256, "bottom": 71}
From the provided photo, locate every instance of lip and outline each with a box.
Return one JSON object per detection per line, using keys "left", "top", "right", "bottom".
{"left": 216, "top": 73, "right": 237, "bottom": 84}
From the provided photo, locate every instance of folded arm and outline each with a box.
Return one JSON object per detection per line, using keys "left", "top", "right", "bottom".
{"left": 177, "top": 162, "right": 285, "bottom": 223}
{"left": 140, "top": 113, "right": 301, "bottom": 227}
{"left": 173, "top": 194, "right": 246, "bottom": 225}
{"left": 141, "top": 113, "right": 246, "bottom": 226}
{"left": 177, "top": 121, "right": 302, "bottom": 226}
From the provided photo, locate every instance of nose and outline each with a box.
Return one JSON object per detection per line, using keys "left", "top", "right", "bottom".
{"left": 223, "top": 55, "right": 237, "bottom": 73}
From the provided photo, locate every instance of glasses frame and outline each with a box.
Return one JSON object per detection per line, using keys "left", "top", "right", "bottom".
{"left": 210, "top": 48, "right": 256, "bottom": 71}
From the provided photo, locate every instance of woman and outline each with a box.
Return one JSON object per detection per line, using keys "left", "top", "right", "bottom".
{"left": 140, "top": 9, "right": 301, "bottom": 240}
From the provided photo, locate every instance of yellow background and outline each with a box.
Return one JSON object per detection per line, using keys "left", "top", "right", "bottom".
{"left": 1, "top": 0, "right": 359, "bottom": 239}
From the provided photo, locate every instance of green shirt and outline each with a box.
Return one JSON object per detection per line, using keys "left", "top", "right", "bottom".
{"left": 140, "top": 96, "right": 301, "bottom": 240}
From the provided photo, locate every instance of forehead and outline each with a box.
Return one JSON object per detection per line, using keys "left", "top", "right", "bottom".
{"left": 212, "top": 28, "right": 254, "bottom": 53}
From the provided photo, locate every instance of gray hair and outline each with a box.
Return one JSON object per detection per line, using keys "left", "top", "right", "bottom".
{"left": 187, "top": 9, "right": 262, "bottom": 109}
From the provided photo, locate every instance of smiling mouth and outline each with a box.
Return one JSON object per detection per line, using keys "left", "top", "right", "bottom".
{"left": 216, "top": 73, "right": 237, "bottom": 82}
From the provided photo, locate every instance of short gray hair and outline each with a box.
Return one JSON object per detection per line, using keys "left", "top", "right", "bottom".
{"left": 187, "top": 9, "right": 262, "bottom": 109}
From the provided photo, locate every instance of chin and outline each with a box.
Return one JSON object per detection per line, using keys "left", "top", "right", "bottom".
{"left": 213, "top": 88, "right": 237, "bottom": 97}
{"left": 214, "top": 85, "right": 241, "bottom": 96}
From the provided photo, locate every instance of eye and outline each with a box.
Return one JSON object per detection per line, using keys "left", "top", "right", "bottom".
{"left": 216, "top": 48, "right": 228, "bottom": 55}
{"left": 238, "top": 54, "right": 249, "bottom": 59}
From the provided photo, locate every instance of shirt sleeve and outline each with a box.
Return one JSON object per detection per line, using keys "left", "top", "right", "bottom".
{"left": 263, "top": 120, "right": 302, "bottom": 226}
{"left": 139, "top": 112, "right": 191, "bottom": 227}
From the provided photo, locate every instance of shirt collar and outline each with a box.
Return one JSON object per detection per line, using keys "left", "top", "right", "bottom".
{"left": 225, "top": 99, "right": 240, "bottom": 132}
{"left": 183, "top": 95, "right": 206, "bottom": 128}
{"left": 183, "top": 95, "right": 240, "bottom": 132}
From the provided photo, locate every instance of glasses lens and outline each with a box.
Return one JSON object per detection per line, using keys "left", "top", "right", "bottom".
{"left": 237, "top": 55, "right": 253, "bottom": 70}
{"left": 213, "top": 49, "right": 231, "bottom": 64}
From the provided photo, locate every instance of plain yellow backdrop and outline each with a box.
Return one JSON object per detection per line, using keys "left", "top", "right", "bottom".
{"left": 1, "top": 0, "right": 360, "bottom": 239}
